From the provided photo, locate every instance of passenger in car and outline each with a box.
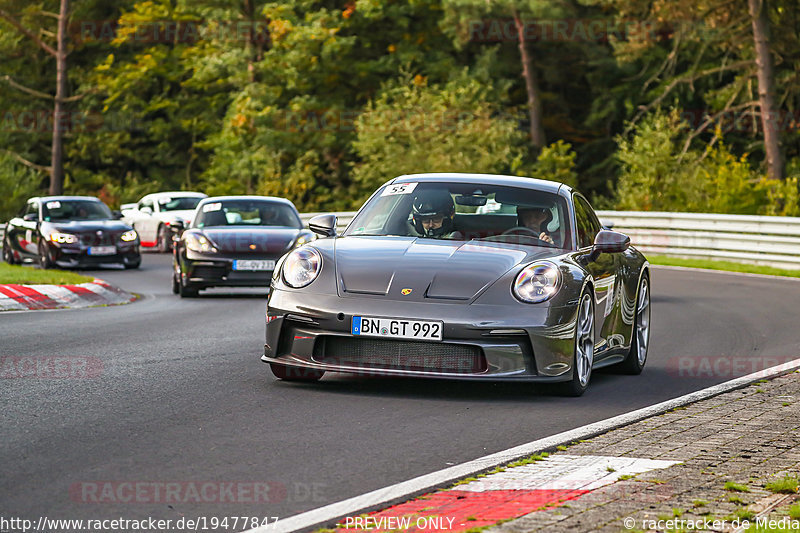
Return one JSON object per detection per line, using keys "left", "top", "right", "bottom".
{"left": 517, "top": 206, "right": 556, "bottom": 245}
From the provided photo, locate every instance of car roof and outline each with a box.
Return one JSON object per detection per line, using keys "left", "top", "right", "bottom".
{"left": 32, "top": 196, "right": 104, "bottom": 202}
{"left": 389, "top": 173, "right": 569, "bottom": 195}
{"left": 198, "top": 195, "right": 298, "bottom": 208}
{"left": 143, "top": 191, "right": 207, "bottom": 199}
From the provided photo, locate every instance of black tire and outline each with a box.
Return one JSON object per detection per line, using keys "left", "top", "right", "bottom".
{"left": 2, "top": 239, "right": 17, "bottom": 265}
{"left": 157, "top": 225, "right": 171, "bottom": 253}
{"left": 270, "top": 363, "right": 325, "bottom": 382}
{"left": 178, "top": 275, "right": 199, "bottom": 298}
{"left": 172, "top": 270, "right": 180, "bottom": 294}
{"left": 616, "top": 273, "right": 651, "bottom": 375}
{"left": 38, "top": 241, "right": 54, "bottom": 269}
{"left": 559, "top": 290, "right": 595, "bottom": 397}
{"left": 124, "top": 260, "right": 141, "bottom": 270}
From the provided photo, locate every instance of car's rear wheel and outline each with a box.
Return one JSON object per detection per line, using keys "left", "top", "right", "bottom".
{"left": 3, "top": 239, "right": 17, "bottom": 264}
{"left": 560, "top": 290, "right": 595, "bottom": 397}
{"left": 270, "top": 363, "right": 325, "bottom": 382}
{"left": 157, "top": 225, "right": 171, "bottom": 253}
{"left": 38, "top": 241, "right": 54, "bottom": 270}
{"left": 617, "top": 273, "right": 650, "bottom": 375}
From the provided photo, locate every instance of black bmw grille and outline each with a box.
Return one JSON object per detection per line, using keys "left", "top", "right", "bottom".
{"left": 80, "top": 232, "right": 121, "bottom": 246}
{"left": 314, "top": 336, "right": 487, "bottom": 374}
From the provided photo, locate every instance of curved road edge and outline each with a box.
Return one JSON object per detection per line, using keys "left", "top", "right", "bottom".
{"left": 0, "top": 279, "right": 137, "bottom": 312}
{"left": 256, "top": 356, "right": 800, "bottom": 533}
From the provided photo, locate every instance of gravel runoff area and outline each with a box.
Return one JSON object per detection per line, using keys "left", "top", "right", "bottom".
{"left": 486, "top": 371, "right": 800, "bottom": 533}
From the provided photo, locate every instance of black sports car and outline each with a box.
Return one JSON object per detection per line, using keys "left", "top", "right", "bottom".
{"left": 172, "top": 196, "right": 314, "bottom": 297}
{"left": 263, "top": 173, "right": 651, "bottom": 396}
{"left": 3, "top": 196, "right": 141, "bottom": 269}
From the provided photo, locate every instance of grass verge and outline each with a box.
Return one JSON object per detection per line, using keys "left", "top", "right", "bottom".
{"left": 0, "top": 263, "right": 94, "bottom": 285}
{"left": 648, "top": 255, "right": 800, "bottom": 278}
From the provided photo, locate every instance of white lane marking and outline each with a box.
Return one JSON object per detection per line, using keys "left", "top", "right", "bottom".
{"left": 455, "top": 455, "right": 679, "bottom": 492}
{"left": 652, "top": 264, "right": 800, "bottom": 282}
{"left": 245, "top": 357, "right": 800, "bottom": 533}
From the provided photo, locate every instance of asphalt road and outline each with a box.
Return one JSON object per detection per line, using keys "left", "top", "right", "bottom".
{"left": 2, "top": 254, "right": 800, "bottom": 525}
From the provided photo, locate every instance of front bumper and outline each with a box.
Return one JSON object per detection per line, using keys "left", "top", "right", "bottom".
{"left": 181, "top": 253, "right": 282, "bottom": 288}
{"left": 51, "top": 243, "right": 140, "bottom": 267}
{"left": 263, "top": 288, "right": 579, "bottom": 382}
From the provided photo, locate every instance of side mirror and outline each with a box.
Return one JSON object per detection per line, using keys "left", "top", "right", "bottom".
{"left": 592, "top": 229, "right": 630, "bottom": 254}
{"left": 169, "top": 220, "right": 185, "bottom": 232}
{"left": 308, "top": 214, "right": 337, "bottom": 237}
{"left": 23, "top": 213, "right": 39, "bottom": 222}
{"left": 140, "top": 206, "right": 153, "bottom": 215}
{"left": 111, "top": 210, "right": 123, "bottom": 220}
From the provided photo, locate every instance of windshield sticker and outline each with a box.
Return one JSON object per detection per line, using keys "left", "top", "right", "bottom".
{"left": 380, "top": 182, "right": 418, "bottom": 197}
{"left": 202, "top": 202, "right": 222, "bottom": 212}
{"left": 46, "top": 201, "right": 61, "bottom": 209}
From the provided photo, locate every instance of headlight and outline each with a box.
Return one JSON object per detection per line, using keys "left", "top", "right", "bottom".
{"left": 185, "top": 233, "right": 217, "bottom": 253}
{"left": 282, "top": 247, "right": 321, "bottom": 288}
{"left": 50, "top": 232, "right": 78, "bottom": 244}
{"left": 120, "top": 230, "right": 138, "bottom": 242}
{"left": 513, "top": 261, "right": 561, "bottom": 303}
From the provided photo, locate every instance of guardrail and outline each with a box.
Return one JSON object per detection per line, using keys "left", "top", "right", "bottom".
{"left": 5, "top": 211, "right": 800, "bottom": 269}
{"left": 300, "top": 210, "right": 800, "bottom": 270}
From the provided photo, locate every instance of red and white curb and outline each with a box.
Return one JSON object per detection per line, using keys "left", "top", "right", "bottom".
{"left": 0, "top": 279, "right": 136, "bottom": 311}
{"left": 331, "top": 455, "right": 679, "bottom": 532}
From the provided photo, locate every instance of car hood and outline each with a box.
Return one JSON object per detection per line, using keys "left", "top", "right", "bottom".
{"left": 334, "top": 236, "right": 554, "bottom": 301}
{"left": 197, "top": 227, "right": 301, "bottom": 254}
{"left": 45, "top": 220, "right": 132, "bottom": 233}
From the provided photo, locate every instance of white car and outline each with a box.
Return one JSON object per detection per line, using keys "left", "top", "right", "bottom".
{"left": 121, "top": 192, "right": 207, "bottom": 252}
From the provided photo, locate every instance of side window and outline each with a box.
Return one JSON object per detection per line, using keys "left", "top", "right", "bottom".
{"left": 25, "top": 202, "right": 40, "bottom": 218}
{"left": 574, "top": 195, "right": 601, "bottom": 248}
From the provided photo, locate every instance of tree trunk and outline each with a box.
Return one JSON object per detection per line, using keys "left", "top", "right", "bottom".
{"left": 747, "top": 0, "right": 784, "bottom": 180}
{"left": 50, "top": 0, "right": 69, "bottom": 195}
{"left": 513, "top": 10, "right": 546, "bottom": 151}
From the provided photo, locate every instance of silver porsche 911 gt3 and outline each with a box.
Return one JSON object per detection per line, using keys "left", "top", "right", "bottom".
{"left": 263, "top": 173, "right": 650, "bottom": 395}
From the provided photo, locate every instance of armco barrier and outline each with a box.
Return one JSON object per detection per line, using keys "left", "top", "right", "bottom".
{"left": 299, "top": 210, "right": 800, "bottom": 270}
{"left": 5, "top": 211, "right": 800, "bottom": 269}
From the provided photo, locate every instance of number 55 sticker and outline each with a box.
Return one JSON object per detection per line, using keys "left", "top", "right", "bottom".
{"left": 380, "top": 182, "right": 418, "bottom": 196}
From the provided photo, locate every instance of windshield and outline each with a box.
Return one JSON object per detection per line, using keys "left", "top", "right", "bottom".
{"left": 194, "top": 200, "right": 302, "bottom": 229}
{"left": 344, "top": 182, "right": 572, "bottom": 249}
{"left": 158, "top": 196, "right": 204, "bottom": 212}
{"left": 42, "top": 199, "right": 113, "bottom": 222}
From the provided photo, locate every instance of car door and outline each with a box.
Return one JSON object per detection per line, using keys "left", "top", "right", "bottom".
{"left": 131, "top": 197, "right": 156, "bottom": 245}
{"left": 573, "top": 193, "right": 619, "bottom": 356}
{"left": 15, "top": 200, "right": 41, "bottom": 258}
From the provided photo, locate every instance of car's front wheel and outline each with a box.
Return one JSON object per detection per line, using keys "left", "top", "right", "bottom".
{"left": 38, "top": 241, "right": 55, "bottom": 270}
{"left": 178, "top": 274, "right": 199, "bottom": 298}
{"left": 617, "top": 273, "right": 650, "bottom": 375}
{"left": 560, "top": 290, "right": 595, "bottom": 397}
{"left": 270, "top": 363, "right": 325, "bottom": 382}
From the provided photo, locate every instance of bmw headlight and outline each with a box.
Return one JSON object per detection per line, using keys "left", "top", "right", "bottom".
{"left": 185, "top": 233, "right": 217, "bottom": 253}
{"left": 50, "top": 232, "right": 78, "bottom": 244}
{"left": 282, "top": 247, "right": 321, "bottom": 288}
{"left": 513, "top": 261, "right": 561, "bottom": 303}
{"left": 120, "top": 230, "right": 138, "bottom": 242}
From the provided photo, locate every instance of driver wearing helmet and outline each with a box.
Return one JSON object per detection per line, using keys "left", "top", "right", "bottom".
{"left": 411, "top": 190, "right": 463, "bottom": 239}
{"left": 517, "top": 205, "right": 555, "bottom": 245}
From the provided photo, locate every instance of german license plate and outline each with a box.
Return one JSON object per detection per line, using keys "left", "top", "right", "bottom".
{"left": 233, "top": 259, "right": 275, "bottom": 271}
{"left": 88, "top": 246, "right": 116, "bottom": 256}
{"left": 352, "top": 316, "right": 443, "bottom": 341}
